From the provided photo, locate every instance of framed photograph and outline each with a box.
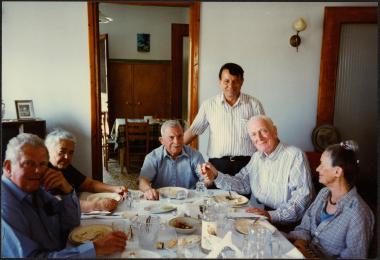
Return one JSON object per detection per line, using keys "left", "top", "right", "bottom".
{"left": 15, "top": 100, "right": 35, "bottom": 120}
{"left": 137, "top": 33, "right": 150, "bottom": 52}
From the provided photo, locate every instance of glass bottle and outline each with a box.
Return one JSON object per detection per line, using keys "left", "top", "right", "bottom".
{"left": 201, "top": 203, "right": 217, "bottom": 253}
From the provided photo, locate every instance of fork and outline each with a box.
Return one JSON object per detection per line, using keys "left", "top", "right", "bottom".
{"left": 146, "top": 215, "right": 151, "bottom": 233}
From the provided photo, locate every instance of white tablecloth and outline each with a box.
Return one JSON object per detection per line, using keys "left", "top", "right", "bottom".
{"left": 78, "top": 190, "right": 304, "bottom": 258}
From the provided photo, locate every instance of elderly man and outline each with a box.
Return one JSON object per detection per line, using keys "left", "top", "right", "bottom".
{"left": 202, "top": 115, "right": 314, "bottom": 226}
{"left": 1, "top": 133, "right": 127, "bottom": 257}
{"left": 45, "top": 128, "right": 127, "bottom": 213}
{"left": 139, "top": 120, "right": 208, "bottom": 200}
{"left": 184, "top": 63, "right": 265, "bottom": 177}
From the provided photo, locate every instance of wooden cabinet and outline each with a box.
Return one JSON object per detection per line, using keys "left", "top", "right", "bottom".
{"left": 108, "top": 60, "right": 172, "bottom": 125}
{"left": 1, "top": 119, "right": 46, "bottom": 161}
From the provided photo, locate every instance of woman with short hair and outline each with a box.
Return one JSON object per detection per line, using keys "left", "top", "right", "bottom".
{"left": 287, "top": 140, "right": 374, "bottom": 258}
{"left": 45, "top": 128, "right": 127, "bottom": 213}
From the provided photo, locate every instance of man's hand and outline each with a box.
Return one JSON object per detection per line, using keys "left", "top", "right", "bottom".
{"left": 201, "top": 162, "right": 218, "bottom": 183}
{"left": 245, "top": 207, "right": 272, "bottom": 222}
{"left": 93, "top": 231, "right": 127, "bottom": 256}
{"left": 41, "top": 168, "right": 73, "bottom": 194}
{"left": 143, "top": 188, "right": 159, "bottom": 200}
{"left": 94, "top": 198, "right": 119, "bottom": 212}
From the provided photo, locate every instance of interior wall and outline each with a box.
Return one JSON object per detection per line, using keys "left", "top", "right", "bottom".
{"left": 198, "top": 2, "right": 377, "bottom": 159}
{"left": 2, "top": 2, "right": 92, "bottom": 176}
{"left": 99, "top": 4, "right": 188, "bottom": 60}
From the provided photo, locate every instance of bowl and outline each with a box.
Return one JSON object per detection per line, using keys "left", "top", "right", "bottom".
{"left": 168, "top": 216, "right": 200, "bottom": 234}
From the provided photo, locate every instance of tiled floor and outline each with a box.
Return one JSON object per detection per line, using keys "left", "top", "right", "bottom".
{"left": 102, "top": 158, "right": 139, "bottom": 190}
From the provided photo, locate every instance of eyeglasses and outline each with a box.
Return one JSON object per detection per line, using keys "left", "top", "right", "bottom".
{"left": 19, "top": 160, "right": 48, "bottom": 171}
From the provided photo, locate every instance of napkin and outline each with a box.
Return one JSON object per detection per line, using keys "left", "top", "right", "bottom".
{"left": 206, "top": 231, "right": 243, "bottom": 258}
{"left": 283, "top": 247, "right": 304, "bottom": 258}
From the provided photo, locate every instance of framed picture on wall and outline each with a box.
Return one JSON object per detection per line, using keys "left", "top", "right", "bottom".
{"left": 137, "top": 33, "right": 150, "bottom": 52}
{"left": 15, "top": 100, "right": 35, "bottom": 120}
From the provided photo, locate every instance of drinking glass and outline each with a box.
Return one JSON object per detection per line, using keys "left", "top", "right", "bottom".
{"left": 137, "top": 215, "right": 161, "bottom": 250}
{"left": 195, "top": 164, "right": 208, "bottom": 195}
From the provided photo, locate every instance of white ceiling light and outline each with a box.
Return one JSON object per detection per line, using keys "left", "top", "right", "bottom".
{"left": 99, "top": 11, "right": 113, "bottom": 24}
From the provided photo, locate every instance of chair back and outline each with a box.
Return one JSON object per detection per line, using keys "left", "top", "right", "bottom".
{"left": 125, "top": 121, "right": 150, "bottom": 171}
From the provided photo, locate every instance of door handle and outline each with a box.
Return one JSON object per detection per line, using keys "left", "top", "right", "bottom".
{"left": 137, "top": 101, "right": 141, "bottom": 105}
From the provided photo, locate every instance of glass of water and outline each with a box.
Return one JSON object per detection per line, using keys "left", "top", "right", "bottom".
{"left": 195, "top": 164, "right": 208, "bottom": 194}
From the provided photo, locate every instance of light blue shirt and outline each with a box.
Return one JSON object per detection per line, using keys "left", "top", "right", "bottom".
{"left": 140, "top": 145, "right": 205, "bottom": 189}
{"left": 1, "top": 175, "right": 96, "bottom": 258}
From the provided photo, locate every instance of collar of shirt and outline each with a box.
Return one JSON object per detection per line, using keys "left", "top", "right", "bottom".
{"left": 258, "top": 142, "right": 284, "bottom": 161}
{"left": 320, "top": 186, "right": 358, "bottom": 214}
{"left": 163, "top": 146, "right": 190, "bottom": 160}
{"left": 1, "top": 174, "right": 30, "bottom": 203}
{"left": 219, "top": 92, "right": 247, "bottom": 108}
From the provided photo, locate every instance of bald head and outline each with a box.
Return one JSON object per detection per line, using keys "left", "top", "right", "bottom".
{"left": 247, "top": 115, "right": 279, "bottom": 155}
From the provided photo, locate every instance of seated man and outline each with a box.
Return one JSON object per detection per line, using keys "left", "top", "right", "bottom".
{"left": 1, "top": 133, "right": 127, "bottom": 257}
{"left": 202, "top": 115, "right": 314, "bottom": 227}
{"left": 139, "top": 120, "right": 208, "bottom": 200}
{"left": 45, "top": 128, "right": 127, "bottom": 213}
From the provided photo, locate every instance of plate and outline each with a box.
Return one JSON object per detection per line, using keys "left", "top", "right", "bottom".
{"left": 212, "top": 194, "right": 249, "bottom": 206}
{"left": 144, "top": 204, "right": 177, "bottom": 214}
{"left": 158, "top": 187, "right": 188, "bottom": 199}
{"left": 168, "top": 217, "right": 200, "bottom": 234}
{"left": 234, "top": 219, "right": 275, "bottom": 235}
{"left": 69, "top": 224, "right": 112, "bottom": 244}
{"left": 121, "top": 211, "right": 138, "bottom": 221}
{"left": 178, "top": 235, "right": 201, "bottom": 247}
{"left": 86, "top": 192, "right": 122, "bottom": 202}
{"left": 121, "top": 249, "right": 160, "bottom": 258}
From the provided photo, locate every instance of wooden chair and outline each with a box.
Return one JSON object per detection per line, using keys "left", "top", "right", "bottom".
{"left": 101, "top": 111, "right": 110, "bottom": 170}
{"left": 125, "top": 121, "right": 150, "bottom": 172}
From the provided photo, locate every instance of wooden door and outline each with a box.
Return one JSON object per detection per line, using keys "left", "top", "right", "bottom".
{"left": 108, "top": 61, "right": 133, "bottom": 125}
{"left": 133, "top": 63, "right": 172, "bottom": 119}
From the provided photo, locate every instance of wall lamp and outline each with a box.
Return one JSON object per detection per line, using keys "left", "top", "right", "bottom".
{"left": 290, "top": 17, "right": 307, "bottom": 52}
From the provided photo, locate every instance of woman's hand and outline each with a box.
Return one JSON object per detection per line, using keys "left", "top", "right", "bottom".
{"left": 143, "top": 188, "right": 159, "bottom": 200}
{"left": 293, "top": 239, "right": 317, "bottom": 258}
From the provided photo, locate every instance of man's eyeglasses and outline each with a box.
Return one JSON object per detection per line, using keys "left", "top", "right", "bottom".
{"left": 19, "top": 160, "right": 48, "bottom": 171}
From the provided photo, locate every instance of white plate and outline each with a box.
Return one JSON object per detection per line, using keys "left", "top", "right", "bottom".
{"left": 144, "top": 204, "right": 176, "bottom": 214}
{"left": 121, "top": 249, "right": 160, "bottom": 258}
{"left": 86, "top": 192, "right": 122, "bottom": 202}
{"left": 212, "top": 193, "right": 249, "bottom": 206}
{"left": 168, "top": 216, "right": 200, "bottom": 234}
{"left": 69, "top": 224, "right": 112, "bottom": 244}
{"left": 234, "top": 219, "right": 275, "bottom": 235}
{"left": 158, "top": 187, "right": 188, "bottom": 199}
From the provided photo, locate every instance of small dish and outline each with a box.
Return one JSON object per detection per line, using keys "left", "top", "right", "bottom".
{"left": 168, "top": 216, "right": 200, "bottom": 234}
{"left": 144, "top": 204, "right": 176, "bottom": 214}
{"left": 158, "top": 187, "right": 188, "bottom": 199}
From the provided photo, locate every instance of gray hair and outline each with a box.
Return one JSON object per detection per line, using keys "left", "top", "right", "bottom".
{"left": 45, "top": 128, "right": 76, "bottom": 151}
{"left": 4, "top": 133, "right": 48, "bottom": 164}
{"left": 247, "top": 115, "right": 275, "bottom": 130}
{"left": 160, "top": 120, "right": 183, "bottom": 136}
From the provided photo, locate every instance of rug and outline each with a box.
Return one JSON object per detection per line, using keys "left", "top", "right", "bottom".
{"left": 103, "top": 158, "right": 139, "bottom": 190}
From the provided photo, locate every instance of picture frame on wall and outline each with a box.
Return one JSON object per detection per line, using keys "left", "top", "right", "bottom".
{"left": 137, "top": 33, "right": 150, "bottom": 52}
{"left": 15, "top": 100, "right": 35, "bottom": 120}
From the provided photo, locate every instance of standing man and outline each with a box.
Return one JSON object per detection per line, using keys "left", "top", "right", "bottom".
{"left": 184, "top": 62, "right": 265, "bottom": 177}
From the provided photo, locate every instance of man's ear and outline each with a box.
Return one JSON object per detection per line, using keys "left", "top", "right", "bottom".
{"left": 159, "top": 137, "right": 164, "bottom": 145}
{"left": 3, "top": 160, "right": 12, "bottom": 178}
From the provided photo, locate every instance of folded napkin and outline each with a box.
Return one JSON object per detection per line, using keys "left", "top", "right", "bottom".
{"left": 283, "top": 247, "right": 304, "bottom": 258}
{"left": 206, "top": 231, "right": 243, "bottom": 258}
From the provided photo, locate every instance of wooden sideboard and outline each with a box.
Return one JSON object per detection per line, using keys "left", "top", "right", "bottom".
{"left": 1, "top": 119, "right": 46, "bottom": 161}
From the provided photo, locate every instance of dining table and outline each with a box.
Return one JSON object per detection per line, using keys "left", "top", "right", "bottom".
{"left": 73, "top": 189, "right": 304, "bottom": 258}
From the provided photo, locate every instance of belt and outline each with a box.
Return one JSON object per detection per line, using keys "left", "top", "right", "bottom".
{"left": 216, "top": 156, "right": 251, "bottom": 162}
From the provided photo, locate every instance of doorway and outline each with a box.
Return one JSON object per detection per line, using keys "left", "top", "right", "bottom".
{"left": 87, "top": 2, "right": 200, "bottom": 181}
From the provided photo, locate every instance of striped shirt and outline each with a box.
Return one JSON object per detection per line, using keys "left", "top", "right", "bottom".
{"left": 214, "top": 142, "right": 314, "bottom": 224}
{"left": 190, "top": 92, "right": 264, "bottom": 158}
{"left": 287, "top": 187, "right": 374, "bottom": 258}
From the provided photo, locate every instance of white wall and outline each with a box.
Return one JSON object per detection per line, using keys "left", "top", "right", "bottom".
{"left": 198, "top": 2, "right": 377, "bottom": 159}
{"left": 2, "top": 2, "right": 92, "bottom": 176}
{"left": 99, "top": 4, "right": 188, "bottom": 59}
